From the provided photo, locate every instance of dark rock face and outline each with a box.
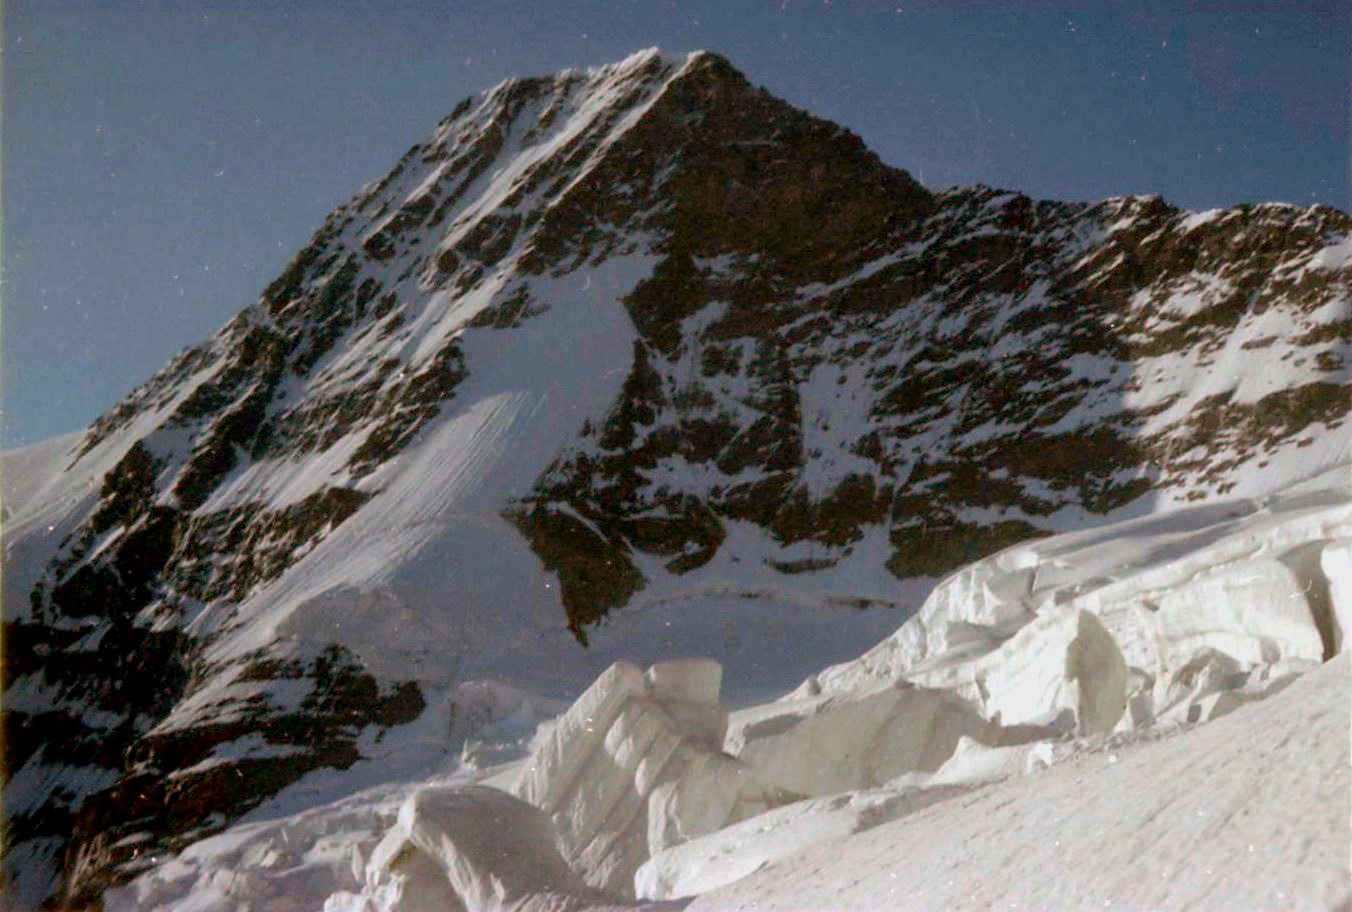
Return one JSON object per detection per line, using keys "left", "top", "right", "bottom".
{"left": 518, "top": 184, "right": 1351, "bottom": 623}
{"left": 3, "top": 50, "right": 1349, "bottom": 908}
{"left": 57, "top": 644, "right": 422, "bottom": 910}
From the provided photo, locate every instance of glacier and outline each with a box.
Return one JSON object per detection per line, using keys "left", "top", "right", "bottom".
{"left": 101, "top": 460, "right": 1351, "bottom": 911}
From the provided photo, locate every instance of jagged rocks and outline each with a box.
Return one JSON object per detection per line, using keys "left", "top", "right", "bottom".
{"left": 51, "top": 643, "right": 425, "bottom": 909}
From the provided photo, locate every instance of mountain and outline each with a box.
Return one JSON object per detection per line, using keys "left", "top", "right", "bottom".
{"left": 3, "top": 47, "right": 1349, "bottom": 908}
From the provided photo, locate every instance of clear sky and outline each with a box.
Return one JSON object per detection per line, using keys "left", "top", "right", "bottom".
{"left": 2, "top": 0, "right": 1348, "bottom": 448}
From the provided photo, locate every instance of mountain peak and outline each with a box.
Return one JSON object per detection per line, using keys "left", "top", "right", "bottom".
{"left": 483, "top": 46, "right": 701, "bottom": 97}
{"left": 4, "top": 48, "right": 1349, "bottom": 909}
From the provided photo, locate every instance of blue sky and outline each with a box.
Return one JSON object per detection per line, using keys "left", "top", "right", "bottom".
{"left": 3, "top": 0, "right": 1348, "bottom": 447}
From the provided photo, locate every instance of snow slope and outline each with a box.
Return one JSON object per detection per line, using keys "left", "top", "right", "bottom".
{"left": 689, "top": 652, "right": 1350, "bottom": 912}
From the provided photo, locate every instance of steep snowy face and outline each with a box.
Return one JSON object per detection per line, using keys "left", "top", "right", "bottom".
{"left": 2, "top": 47, "right": 1349, "bottom": 908}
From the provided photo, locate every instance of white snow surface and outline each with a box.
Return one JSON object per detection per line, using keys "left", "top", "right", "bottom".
{"left": 202, "top": 251, "right": 659, "bottom": 693}
{"left": 689, "top": 652, "right": 1350, "bottom": 912}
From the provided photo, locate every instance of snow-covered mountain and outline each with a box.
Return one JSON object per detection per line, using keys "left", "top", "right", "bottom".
{"left": 3, "top": 48, "right": 1349, "bottom": 908}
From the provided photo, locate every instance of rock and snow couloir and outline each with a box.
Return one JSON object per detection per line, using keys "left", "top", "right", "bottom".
{"left": 4, "top": 46, "right": 1351, "bottom": 908}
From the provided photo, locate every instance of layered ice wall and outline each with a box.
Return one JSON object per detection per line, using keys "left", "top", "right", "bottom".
{"left": 809, "top": 464, "right": 1350, "bottom": 711}
{"left": 509, "top": 658, "right": 745, "bottom": 896}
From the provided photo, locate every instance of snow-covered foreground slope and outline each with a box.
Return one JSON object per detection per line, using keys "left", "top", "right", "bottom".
{"left": 111, "top": 651, "right": 1350, "bottom": 911}
{"left": 106, "top": 463, "right": 1351, "bottom": 911}
{"left": 689, "top": 652, "right": 1350, "bottom": 912}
